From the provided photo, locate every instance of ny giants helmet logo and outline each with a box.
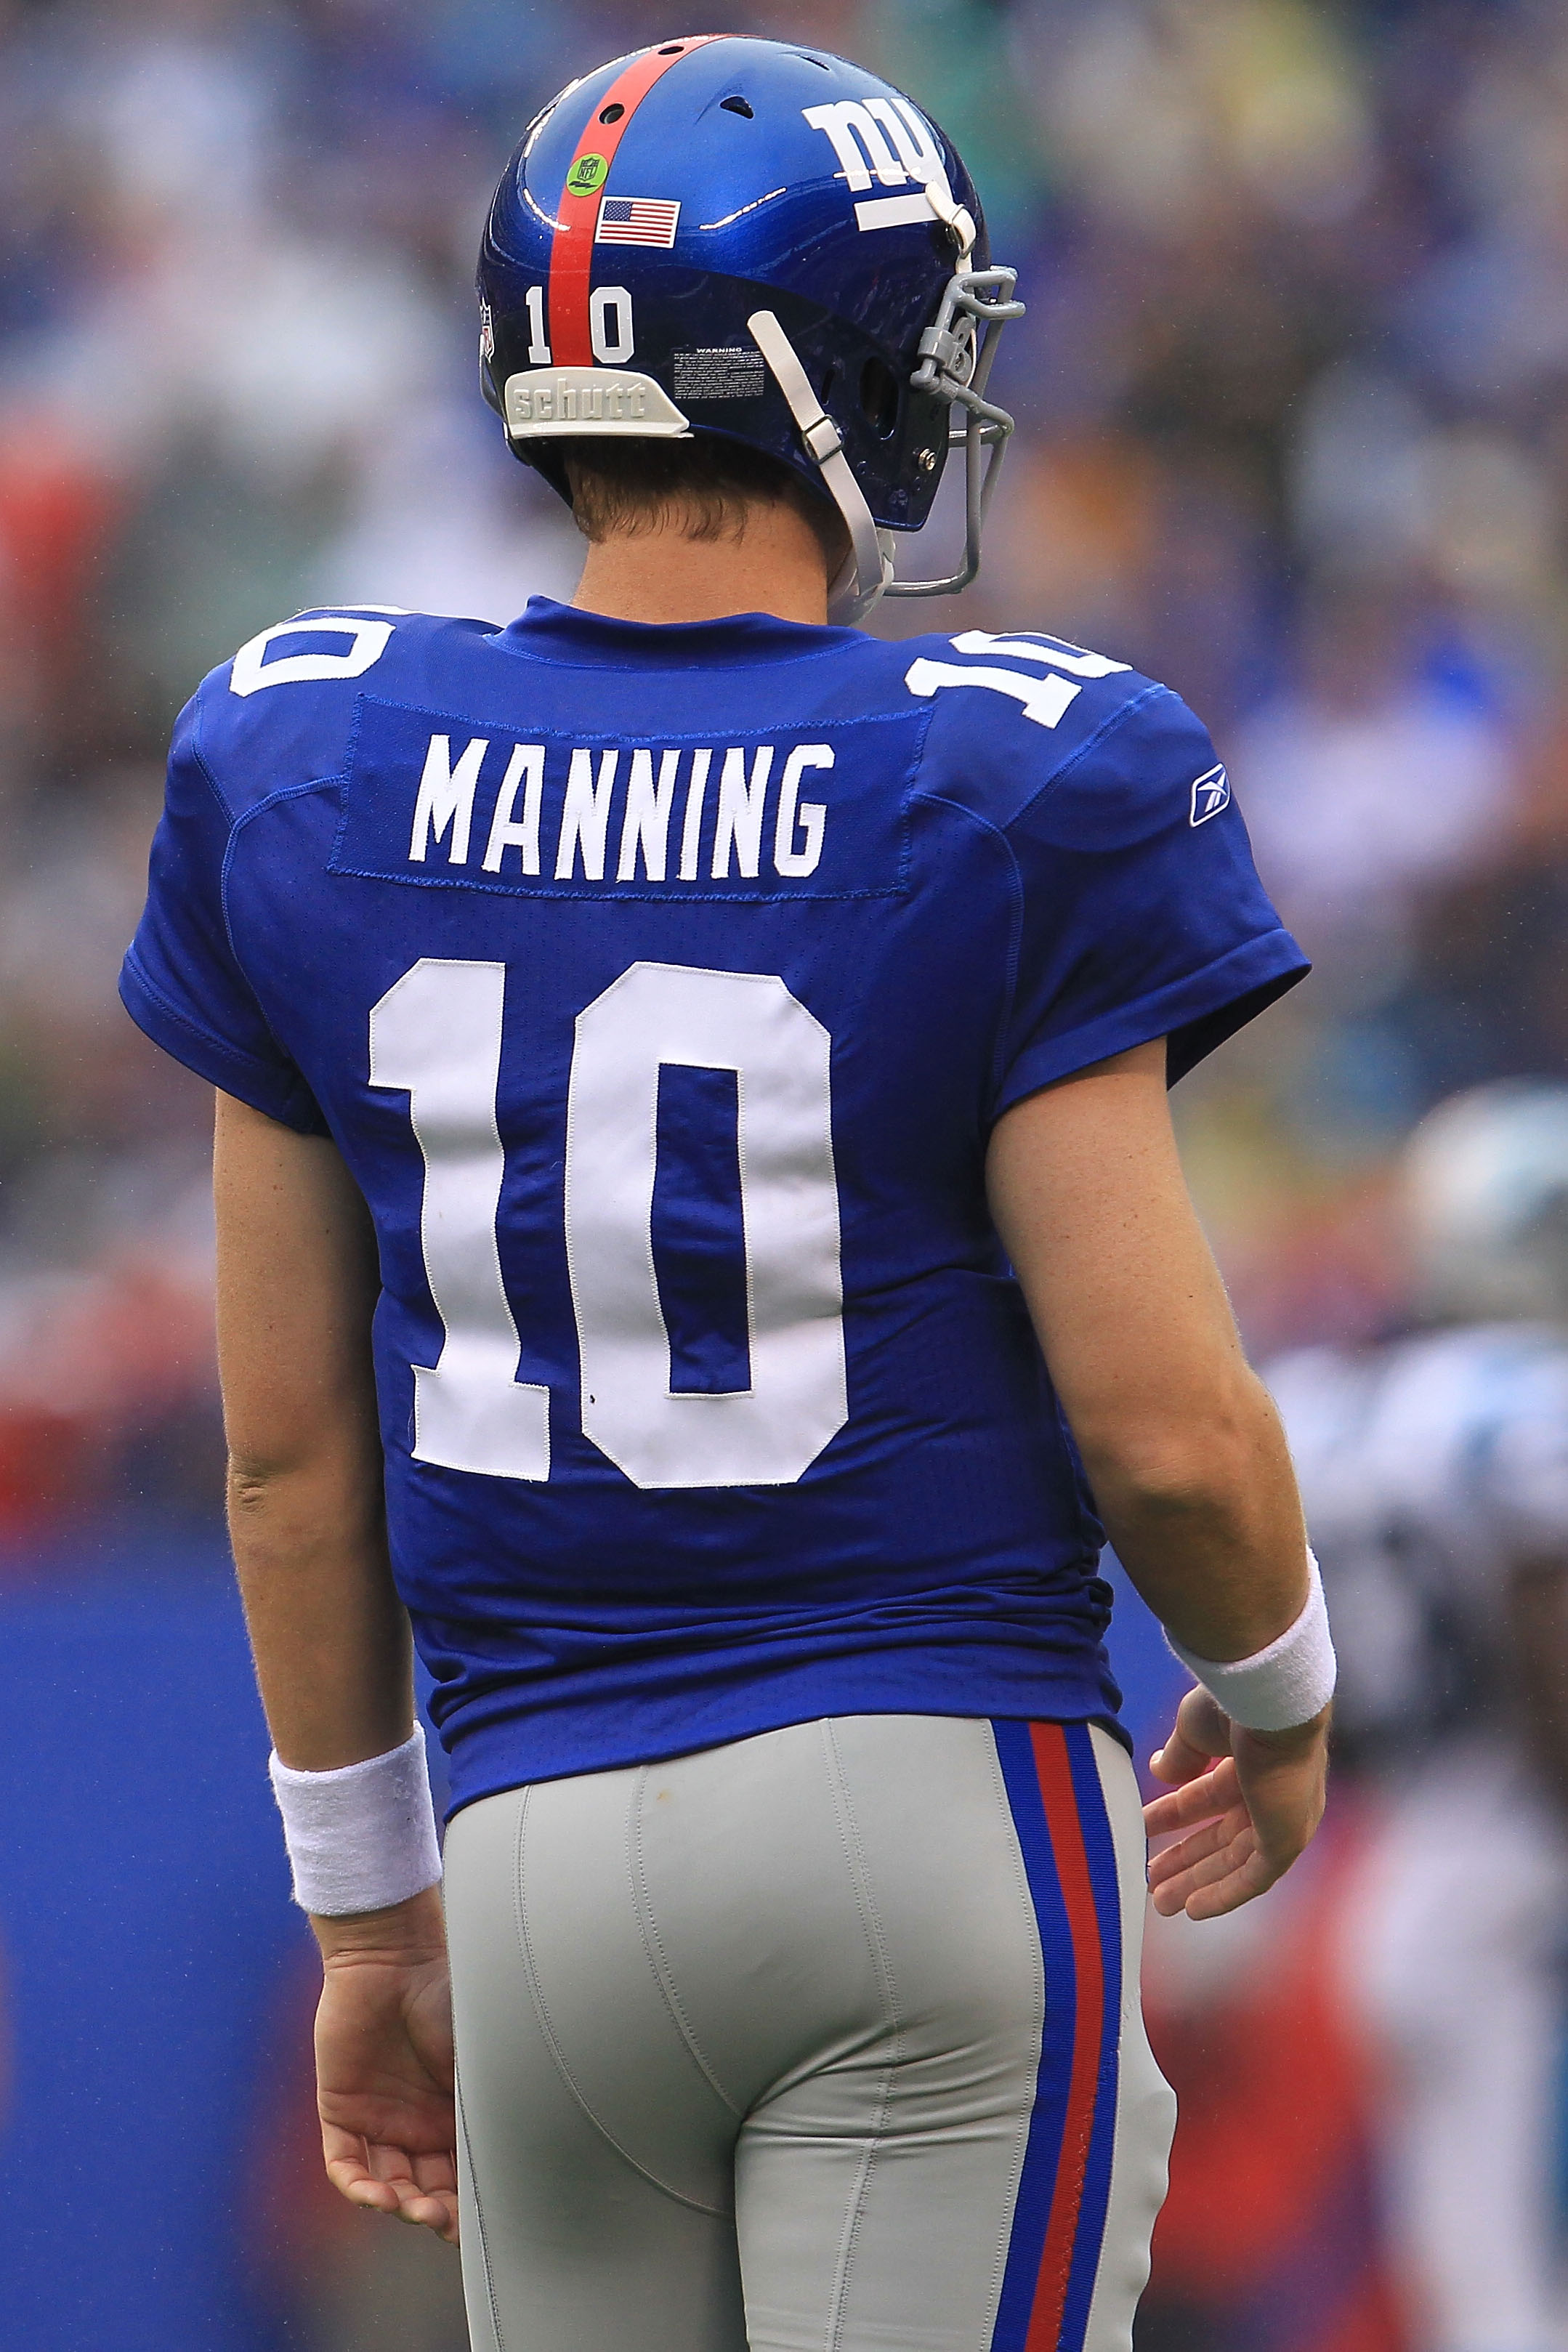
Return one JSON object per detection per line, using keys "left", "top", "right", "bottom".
{"left": 801, "top": 98, "right": 950, "bottom": 232}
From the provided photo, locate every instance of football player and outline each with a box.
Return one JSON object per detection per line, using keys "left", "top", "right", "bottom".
{"left": 1269, "top": 1082, "right": 1568, "bottom": 2352}
{"left": 121, "top": 37, "right": 1331, "bottom": 2352}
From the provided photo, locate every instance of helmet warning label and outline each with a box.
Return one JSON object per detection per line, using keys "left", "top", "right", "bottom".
{"left": 673, "top": 348, "right": 767, "bottom": 402}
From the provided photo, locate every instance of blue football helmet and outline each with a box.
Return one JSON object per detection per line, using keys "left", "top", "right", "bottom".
{"left": 476, "top": 33, "right": 1023, "bottom": 623}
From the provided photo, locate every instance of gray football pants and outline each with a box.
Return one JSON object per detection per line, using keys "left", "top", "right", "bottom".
{"left": 443, "top": 1714, "right": 1176, "bottom": 2352}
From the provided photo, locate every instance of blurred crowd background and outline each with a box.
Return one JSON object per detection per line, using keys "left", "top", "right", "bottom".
{"left": 1, "top": 1, "right": 1566, "bottom": 2347}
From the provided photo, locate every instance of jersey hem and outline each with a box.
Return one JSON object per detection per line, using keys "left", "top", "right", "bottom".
{"left": 437, "top": 1685, "right": 1131, "bottom": 1816}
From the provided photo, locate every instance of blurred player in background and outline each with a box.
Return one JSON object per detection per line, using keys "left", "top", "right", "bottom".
{"left": 1269, "top": 1080, "right": 1568, "bottom": 2352}
{"left": 121, "top": 34, "right": 1332, "bottom": 2352}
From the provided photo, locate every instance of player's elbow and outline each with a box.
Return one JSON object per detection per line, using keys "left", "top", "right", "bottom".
{"left": 226, "top": 1434, "right": 335, "bottom": 1514}
{"left": 1075, "top": 1378, "right": 1273, "bottom": 1533}
{"left": 226, "top": 1417, "right": 384, "bottom": 1524}
{"left": 227, "top": 1451, "right": 291, "bottom": 1520}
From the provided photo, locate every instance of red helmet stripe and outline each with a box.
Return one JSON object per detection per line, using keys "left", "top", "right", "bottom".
{"left": 549, "top": 36, "right": 726, "bottom": 367}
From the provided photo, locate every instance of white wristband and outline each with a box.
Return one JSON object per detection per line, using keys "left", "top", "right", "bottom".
{"left": 268, "top": 1727, "right": 443, "bottom": 1917}
{"left": 1165, "top": 1550, "right": 1336, "bottom": 1731}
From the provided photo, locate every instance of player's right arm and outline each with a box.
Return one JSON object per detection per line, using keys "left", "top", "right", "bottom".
{"left": 987, "top": 1039, "right": 1329, "bottom": 1920}
{"left": 215, "top": 1089, "right": 458, "bottom": 2243}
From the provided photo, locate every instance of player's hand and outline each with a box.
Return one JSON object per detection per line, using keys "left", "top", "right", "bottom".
{"left": 1142, "top": 1685, "right": 1329, "bottom": 1920}
{"left": 312, "top": 1885, "right": 459, "bottom": 2244}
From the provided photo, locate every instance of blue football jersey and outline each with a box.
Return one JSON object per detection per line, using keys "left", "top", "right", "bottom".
{"left": 122, "top": 599, "right": 1306, "bottom": 1810}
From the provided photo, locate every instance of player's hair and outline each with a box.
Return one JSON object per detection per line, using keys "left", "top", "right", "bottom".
{"left": 559, "top": 438, "right": 852, "bottom": 573}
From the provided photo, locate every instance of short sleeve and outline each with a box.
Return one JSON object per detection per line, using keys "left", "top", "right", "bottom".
{"left": 995, "top": 688, "right": 1308, "bottom": 1114}
{"left": 119, "top": 692, "right": 329, "bottom": 1134}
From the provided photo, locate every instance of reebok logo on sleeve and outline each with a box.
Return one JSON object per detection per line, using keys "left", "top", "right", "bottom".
{"left": 1189, "top": 764, "right": 1231, "bottom": 825}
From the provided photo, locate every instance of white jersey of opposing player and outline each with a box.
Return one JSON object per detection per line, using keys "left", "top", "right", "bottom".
{"left": 1266, "top": 1325, "right": 1568, "bottom": 1752}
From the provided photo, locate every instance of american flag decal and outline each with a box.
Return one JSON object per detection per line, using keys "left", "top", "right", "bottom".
{"left": 596, "top": 195, "right": 682, "bottom": 247}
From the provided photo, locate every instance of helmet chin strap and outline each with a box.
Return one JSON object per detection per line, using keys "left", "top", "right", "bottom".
{"left": 746, "top": 309, "right": 894, "bottom": 626}
{"left": 916, "top": 161, "right": 977, "bottom": 264}
{"left": 748, "top": 169, "right": 1010, "bottom": 626}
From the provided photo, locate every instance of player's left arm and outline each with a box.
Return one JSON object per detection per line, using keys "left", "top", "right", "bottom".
{"left": 1508, "top": 1554, "right": 1568, "bottom": 1815}
{"left": 988, "top": 1040, "right": 1329, "bottom": 1919}
{"left": 214, "top": 1089, "right": 457, "bottom": 2244}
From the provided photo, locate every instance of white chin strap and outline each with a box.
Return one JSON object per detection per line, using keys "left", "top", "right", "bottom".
{"left": 746, "top": 307, "right": 893, "bottom": 626}
{"left": 747, "top": 168, "right": 979, "bottom": 628}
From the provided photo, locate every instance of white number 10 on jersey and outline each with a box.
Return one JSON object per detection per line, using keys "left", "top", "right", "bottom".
{"left": 368, "top": 958, "right": 848, "bottom": 1490}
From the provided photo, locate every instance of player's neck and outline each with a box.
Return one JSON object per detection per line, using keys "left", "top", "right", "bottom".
{"left": 570, "top": 503, "right": 832, "bottom": 629}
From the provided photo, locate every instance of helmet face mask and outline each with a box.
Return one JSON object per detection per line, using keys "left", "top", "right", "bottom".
{"left": 475, "top": 35, "right": 1023, "bottom": 621}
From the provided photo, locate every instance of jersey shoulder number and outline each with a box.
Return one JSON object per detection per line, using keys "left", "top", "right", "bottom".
{"left": 899, "top": 625, "right": 1229, "bottom": 855}
{"left": 194, "top": 605, "right": 490, "bottom": 819}
{"left": 904, "top": 627, "right": 1133, "bottom": 733}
